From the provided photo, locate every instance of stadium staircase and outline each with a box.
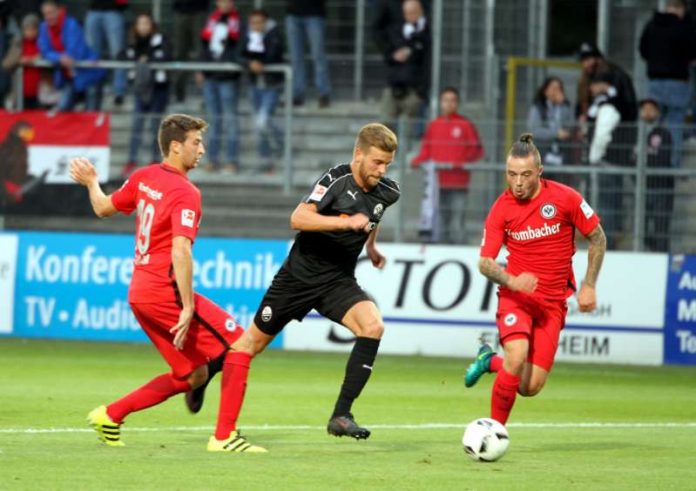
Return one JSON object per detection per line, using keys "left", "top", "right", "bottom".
{"left": 4, "top": 97, "right": 493, "bottom": 243}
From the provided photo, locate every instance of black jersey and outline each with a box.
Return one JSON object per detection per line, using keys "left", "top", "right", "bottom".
{"left": 283, "top": 163, "right": 401, "bottom": 285}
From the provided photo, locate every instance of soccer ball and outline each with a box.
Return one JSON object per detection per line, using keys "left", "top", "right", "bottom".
{"left": 462, "top": 418, "right": 510, "bottom": 462}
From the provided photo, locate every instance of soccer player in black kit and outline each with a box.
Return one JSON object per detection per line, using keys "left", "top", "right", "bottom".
{"left": 187, "top": 123, "right": 400, "bottom": 443}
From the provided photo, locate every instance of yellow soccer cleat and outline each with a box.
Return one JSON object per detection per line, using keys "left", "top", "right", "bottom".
{"left": 87, "top": 405, "right": 124, "bottom": 447}
{"left": 207, "top": 430, "right": 267, "bottom": 453}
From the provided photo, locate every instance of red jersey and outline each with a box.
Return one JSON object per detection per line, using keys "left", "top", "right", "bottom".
{"left": 111, "top": 163, "right": 202, "bottom": 304}
{"left": 411, "top": 113, "right": 484, "bottom": 189}
{"left": 480, "top": 179, "right": 600, "bottom": 300}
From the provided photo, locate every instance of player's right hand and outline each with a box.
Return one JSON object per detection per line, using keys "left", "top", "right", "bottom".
{"left": 345, "top": 213, "right": 370, "bottom": 232}
{"left": 507, "top": 272, "right": 538, "bottom": 294}
{"left": 69, "top": 157, "right": 98, "bottom": 186}
{"left": 170, "top": 308, "right": 194, "bottom": 350}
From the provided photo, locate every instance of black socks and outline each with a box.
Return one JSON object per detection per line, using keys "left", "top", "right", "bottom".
{"left": 332, "top": 337, "right": 381, "bottom": 418}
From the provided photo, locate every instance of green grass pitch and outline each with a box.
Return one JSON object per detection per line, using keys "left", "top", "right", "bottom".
{"left": 1, "top": 338, "right": 695, "bottom": 490}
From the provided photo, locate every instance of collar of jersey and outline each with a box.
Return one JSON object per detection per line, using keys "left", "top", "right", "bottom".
{"left": 160, "top": 162, "right": 188, "bottom": 178}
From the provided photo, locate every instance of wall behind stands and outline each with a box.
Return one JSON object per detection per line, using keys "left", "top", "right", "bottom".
{"left": 1, "top": 231, "right": 694, "bottom": 366}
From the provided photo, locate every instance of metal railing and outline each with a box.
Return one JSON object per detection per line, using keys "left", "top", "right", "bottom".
{"left": 14, "top": 59, "right": 295, "bottom": 194}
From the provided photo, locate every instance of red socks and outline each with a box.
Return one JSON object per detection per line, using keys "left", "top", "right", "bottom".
{"left": 490, "top": 368, "right": 520, "bottom": 425}
{"left": 107, "top": 373, "right": 191, "bottom": 423}
{"left": 490, "top": 355, "right": 503, "bottom": 373}
{"left": 214, "top": 351, "right": 252, "bottom": 440}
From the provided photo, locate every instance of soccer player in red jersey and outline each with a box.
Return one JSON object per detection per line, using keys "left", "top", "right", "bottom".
{"left": 464, "top": 133, "right": 607, "bottom": 425}
{"left": 70, "top": 114, "right": 266, "bottom": 452}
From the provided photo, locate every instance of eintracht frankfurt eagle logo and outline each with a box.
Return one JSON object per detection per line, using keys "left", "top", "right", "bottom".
{"left": 540, "top": 203, "right": 557, "bottom": 219}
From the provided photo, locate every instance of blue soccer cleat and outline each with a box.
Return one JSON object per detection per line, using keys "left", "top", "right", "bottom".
{"left": 464, "top": 343, "right": 496, "bottom": 388}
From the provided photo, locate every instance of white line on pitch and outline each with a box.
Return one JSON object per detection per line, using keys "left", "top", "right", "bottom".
{"left": 1, "top": 422, "right": 696, "bottom": 434}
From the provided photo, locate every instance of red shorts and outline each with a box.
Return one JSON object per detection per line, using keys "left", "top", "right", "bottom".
{"left": 130, "top": 293, "right": 243, "bottom": 379}
{"left": 495, "top": 291, "right": 568, "bottom": 371}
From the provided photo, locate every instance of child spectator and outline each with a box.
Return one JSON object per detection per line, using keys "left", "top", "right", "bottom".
{"left": 3, "top": 14, "right": 43, "bottom": 109}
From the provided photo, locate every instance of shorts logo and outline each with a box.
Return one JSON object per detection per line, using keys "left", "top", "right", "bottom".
{"left": 261, "top": 305, "right": 273, "bottom": 322}
{"left": 373, "top": 203, "right": 384, "bottom": 219}
{"left": 225, "top": 319, "right": 236, "bottom": 332}
{"left": 504, "top": 313, "right": 517, "bottom": 326}
{"left": 540, "top": 203, "right": 556, "bottom": 219}
{"left": 181, "top": 209, "right": 196, "bottom": 228}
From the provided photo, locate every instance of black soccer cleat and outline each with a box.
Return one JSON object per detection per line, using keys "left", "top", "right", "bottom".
{"left": 185, "top": 354, "right": 225, "bottom": 414}
{"left": 327, "top": 414, "right": 371, "bottom": 440}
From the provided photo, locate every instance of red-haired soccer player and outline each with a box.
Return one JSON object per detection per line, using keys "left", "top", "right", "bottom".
{"left": 464, "top": 133, "right": 607, "bottom": 425}
{"left": 70, "top": 114, "right": 265, "bottom": 453}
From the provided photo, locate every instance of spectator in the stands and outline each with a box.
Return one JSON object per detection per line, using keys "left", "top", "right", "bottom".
{"left": 171, "top": 0, "right": 209, "bottom": 102}
{"left": 639, "top": 98, "right": 674, "bottom": 252}
{"left": 587, "top": 71, "right": 636, "bottom": 249}
{"left": 38, "top": 0, "right": 105, "bottom": 111}
{"left": 285, "top": 0, "right": 331, "bottom": 108}
{"left": 121, "top": 13, "right": 171, "bottom": 177}
{"left": 411, "top": 87, "right": 483, "bottom": 244}
{"left": 639, "top": 0, "right": 696, "bottom": 168}
{"left": 576, "top": 42, "right": 637, "bottom": 124}
{"left": 242, "top": 9, "right": 284, "bottom": 175}
{"left": 84, "top": 0, "right": 128, "bottom": 107}
{"left": 0, "top": 10, "right": 15, "bottom": 107}
{"left": 377, "top": 0, "right": 430, "bottom": 130}
{"left": 527, "top": 77, "right": 575, "bottom": 168}
{"left": 3, "top": 14, "right": 43, "bottom": 109}
{"left": 199, "top": 0, "right": 241, "bottom": 173}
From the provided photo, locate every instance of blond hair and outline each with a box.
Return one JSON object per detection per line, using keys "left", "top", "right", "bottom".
{"left": 356, "top": 123, "right": 398, "bottom": 153}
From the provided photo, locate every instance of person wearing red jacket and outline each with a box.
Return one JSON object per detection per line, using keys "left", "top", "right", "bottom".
{"left": 411, "top": 87, "right": 484, "bottom": 243}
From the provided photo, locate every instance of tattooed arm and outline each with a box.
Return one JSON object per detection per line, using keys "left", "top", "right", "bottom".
{"left": 478, "top": 257, "right": 538, "bottom": 294}
{"left": 577, "top": 224, "right": 607, "bottom": 312}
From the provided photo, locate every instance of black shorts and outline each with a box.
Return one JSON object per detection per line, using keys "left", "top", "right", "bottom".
{"left": 253, "top": 267, "right": 372, "bottom": 336}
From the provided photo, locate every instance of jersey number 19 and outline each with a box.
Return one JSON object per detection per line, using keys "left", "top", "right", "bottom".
{"left": 136, "top": 198, "right": 155, "bottom": 255}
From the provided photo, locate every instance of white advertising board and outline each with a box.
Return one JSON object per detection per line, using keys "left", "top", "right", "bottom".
{"left": 283, "top": 244, "right": 667, "bottom": 365}
{"left": 0, "top": 233, "right": 19, "bottom": 334}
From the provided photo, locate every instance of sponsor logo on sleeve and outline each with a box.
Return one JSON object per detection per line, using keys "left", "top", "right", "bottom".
{"left": 540, "top": 203, "right": 557, "bottom": 219}
{"left": 580, "top": 199, "right": 595, "bottom": 219}
{"left": 181, "top": 209, "right": 196, "bottom": 228}
{"left": 504, "top": 313, "right": 518, "bottom": 326}
{"left": 309, "top": 184, "right": 327, "bottom": 201}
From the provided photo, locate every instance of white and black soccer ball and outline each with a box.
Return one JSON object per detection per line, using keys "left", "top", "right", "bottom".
{"left": 462, "top": 418, "right": 510, "bottom": 462}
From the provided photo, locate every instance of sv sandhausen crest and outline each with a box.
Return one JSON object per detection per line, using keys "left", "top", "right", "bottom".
{"left": 540, "top": 203, "right": 557, "bottom": 219}
{"left": 373, "top": 203, "right": 384, "bottom": 219}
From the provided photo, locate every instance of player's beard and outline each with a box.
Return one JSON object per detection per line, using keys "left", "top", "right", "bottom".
{"left": 359, "top": 159, "right": 381, "bottom": 190}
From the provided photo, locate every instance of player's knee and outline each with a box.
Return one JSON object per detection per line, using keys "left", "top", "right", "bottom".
{"left": 358, "top": 320, "right": 384, "bottom": 339}
{"left": 502, "top": 354, "right": 526, "bottom": 376}
{"left": 518, "top": 378, "right": 545, "bottom": 397}
{"left": 187, "top": 365, "right": 209, "bottom": 389}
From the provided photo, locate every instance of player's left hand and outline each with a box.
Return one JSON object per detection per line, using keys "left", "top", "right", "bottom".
{"left": 577, "top": 283, "right": 597, "bottom": 312}
{"left": 69, "top": 157, "right": 98, "bottom": 186}
{"left": 170, "top": 308, "right": 194, "bottom": 350}
{"left": 367, "top": 245, "right": 386, "bottom": 269}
